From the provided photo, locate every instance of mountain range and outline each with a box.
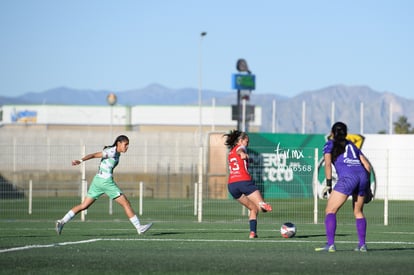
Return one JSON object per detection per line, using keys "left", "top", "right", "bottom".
{"left": 1, "top": 84, "right": 413, "bottom": 134}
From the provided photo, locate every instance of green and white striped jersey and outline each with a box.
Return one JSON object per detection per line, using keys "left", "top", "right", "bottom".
{"left": 96, "top": 146, "right": 120, "bottom": 179}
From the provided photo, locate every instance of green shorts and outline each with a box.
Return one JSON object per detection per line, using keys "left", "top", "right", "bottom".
{"left": 87, "top": 175, "right": 122, "bottom": 200}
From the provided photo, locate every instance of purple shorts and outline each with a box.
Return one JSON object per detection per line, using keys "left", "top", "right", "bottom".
{"left": 334, "top": 172, "right": 369, "bottom": 196}
{"left": 228, "top": 180, "right": 258, "bottom": 199}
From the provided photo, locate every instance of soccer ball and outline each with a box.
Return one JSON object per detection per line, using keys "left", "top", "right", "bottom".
{"left": 280, "top": 222, "right": 296, "bottom": 238}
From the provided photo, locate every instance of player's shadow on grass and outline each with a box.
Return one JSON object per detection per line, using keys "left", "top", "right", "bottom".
{"left": 293, "top": 233, "right": 348, "bottom": 239}
{"left": 82, "top": 233, "right": 132, "bottom": 237}
{"left": 370, "top": 247, "right": 414, "bottom": 251}
{"left": 150, "top": 232, "right": 184, "bottom": 236}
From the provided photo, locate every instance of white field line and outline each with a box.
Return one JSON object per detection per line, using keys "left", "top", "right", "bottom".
{"left": 1, "top": 238, "right": 414, "bottom": 254}
{"left": 0, "top": 239, "right": 102, "bottom": 253}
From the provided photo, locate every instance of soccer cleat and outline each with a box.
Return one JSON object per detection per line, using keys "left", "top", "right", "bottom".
{"left": 259, "top": 202, "right": 272, "bottom": 212}
{"left": 249, "top": 231, "right": 258, "bottom": 239}
{"left": 315, "top": 244, "right": 336, "bottom": 252}
{"left": 138, "top": 223, "right": 153, "bottom": 235}
{"left": 55, "top": 220, "right": 64, "bottom": 235}
{"left": 354, "top": 244, "right": 368, "bottom": 252}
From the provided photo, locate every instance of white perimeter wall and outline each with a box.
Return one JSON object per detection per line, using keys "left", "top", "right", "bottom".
{"left": 0, "top": 105, "right": 412, "bottom": 201}
{"left": 363, "top": 134, "right": 413, "bottom": 200}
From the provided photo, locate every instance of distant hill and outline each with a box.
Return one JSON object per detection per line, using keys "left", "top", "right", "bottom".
{"left": 1, "top": 84, "right": 413, "bottom": 134}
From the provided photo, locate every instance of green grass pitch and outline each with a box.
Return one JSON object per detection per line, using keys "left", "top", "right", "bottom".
{"left": 1, "top": 199, "right": 414, "bottom": 274}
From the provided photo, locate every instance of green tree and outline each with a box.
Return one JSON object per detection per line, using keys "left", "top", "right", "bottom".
{"left": 393, "top": 115, "right": 412, "bottom": 134}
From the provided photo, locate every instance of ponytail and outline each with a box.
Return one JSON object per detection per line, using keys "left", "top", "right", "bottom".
{"left": 223, "top": 130, "right": 248, "bottom": 149}
{"left": 104, "top": 135, "right": 129, "bottom": 150}
{"left": 331, "top": 122, "right": 347, "bottom": 161}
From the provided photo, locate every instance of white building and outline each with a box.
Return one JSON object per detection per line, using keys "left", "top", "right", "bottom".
{"left": 0, "top": 104, "right": 262, "bottom": 132}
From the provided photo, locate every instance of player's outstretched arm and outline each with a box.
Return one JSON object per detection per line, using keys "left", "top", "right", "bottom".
{"left": 72, "top": 152, "right": 103, "bottom": 166}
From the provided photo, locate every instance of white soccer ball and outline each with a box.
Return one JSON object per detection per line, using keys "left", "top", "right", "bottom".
{"left": 280, "top": 222, "right": 296, "bottom": 238}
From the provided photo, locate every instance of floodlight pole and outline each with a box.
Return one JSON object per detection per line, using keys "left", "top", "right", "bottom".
{"left": 237, "top": 89, "right": 241, "bottom": 131}
{"left": 198, "top": 32, "right": 207, "bottom": 222}
{"left": 107, "top": 93, "right": 117, "bottom": 215}
{"left": 198, "top": 32, "right": 207, "bottom": 146}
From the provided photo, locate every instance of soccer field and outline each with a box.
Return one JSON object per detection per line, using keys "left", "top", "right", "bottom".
{"left": 1, "top": 220, "right": 414, "bottom": 274}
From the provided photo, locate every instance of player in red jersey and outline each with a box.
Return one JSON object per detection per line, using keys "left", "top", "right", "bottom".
{"left": 224, "top": 130, "right": 272, "bottom": 239}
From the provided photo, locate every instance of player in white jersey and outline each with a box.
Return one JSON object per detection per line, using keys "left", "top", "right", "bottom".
{"left": 55, "top": 135, "right": 152, "bottom": 235}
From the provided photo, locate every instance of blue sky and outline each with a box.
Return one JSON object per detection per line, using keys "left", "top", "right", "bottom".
{"left": 1, "top": 0, "right": 413, "bottom": 99}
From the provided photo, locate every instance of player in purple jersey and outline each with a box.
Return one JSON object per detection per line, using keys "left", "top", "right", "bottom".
{"left": 315, "top": 122, "right": 371, "bottom": 252}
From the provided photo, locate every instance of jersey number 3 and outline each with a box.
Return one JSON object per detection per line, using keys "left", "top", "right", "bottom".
{"left": 228, "top": 157, "right": 240, "bottom": 172}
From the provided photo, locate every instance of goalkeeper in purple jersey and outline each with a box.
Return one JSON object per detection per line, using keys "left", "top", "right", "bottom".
{"left": 315, "top": 122, "right": 371, "bottom": 252}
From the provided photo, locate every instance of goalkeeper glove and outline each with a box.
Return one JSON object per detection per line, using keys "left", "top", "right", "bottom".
{"left": 322, "top": 179, "right": 332, "bottom": 194}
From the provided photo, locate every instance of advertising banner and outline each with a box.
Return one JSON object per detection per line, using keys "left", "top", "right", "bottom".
{"left": 248, "top": 133, "right": 376, "bottom": 199}
{"left": 248, "top": 133, "right": 325, "bottom": 198}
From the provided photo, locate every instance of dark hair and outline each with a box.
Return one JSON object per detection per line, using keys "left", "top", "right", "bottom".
{"left": 104, "top": 135, "right": 129, "bottom": 149}
{"left": 331, "top": 122, "right": 347, "bottom": 161}
{"left": 223, "top": 130, "right": 248, "bottom": 149}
